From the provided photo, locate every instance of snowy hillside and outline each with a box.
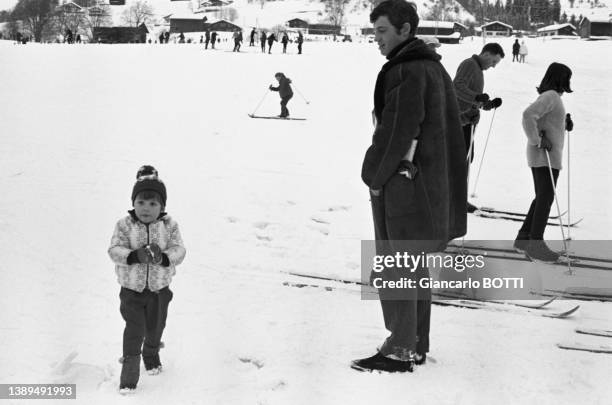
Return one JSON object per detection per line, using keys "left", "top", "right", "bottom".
{"left": 1, "top": 36, "right": 612, "bottom": 404}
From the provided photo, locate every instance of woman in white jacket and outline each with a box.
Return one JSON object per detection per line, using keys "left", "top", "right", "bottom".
{"left": 519, "top": 41, "right": 528, "bottom": 63}
{"left": 514, "top": 63, "right": 573, "bottom": 262}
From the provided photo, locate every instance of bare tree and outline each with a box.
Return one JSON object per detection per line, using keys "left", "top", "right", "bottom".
{"left": 54, "top": 4, "right": 87, "bottom": 39}
{"left": 11, "top": 0, "right": 59, "bottom": 42}
{"left": 121, "top": 0, "right": 154, "bottom": 27}
{"left": 84, "top": 5, "right": 112, "bottom": 39}
{"left": 325, "top": 0, "right": 350, "bottom": 29}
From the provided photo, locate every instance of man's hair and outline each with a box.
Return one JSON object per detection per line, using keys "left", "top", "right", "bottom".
{"left": 481, "top": 43, "right": 505, "bottom": 58}
{"left": 537, "top": 62, "right": 573, "bottom": 94}
{"left": 370, "top": 0, "right": 419, "bottom": 36}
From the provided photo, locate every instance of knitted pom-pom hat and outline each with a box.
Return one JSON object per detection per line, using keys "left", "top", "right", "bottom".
{"left": 131, "top": 165, "right": 167, "bottom": 206}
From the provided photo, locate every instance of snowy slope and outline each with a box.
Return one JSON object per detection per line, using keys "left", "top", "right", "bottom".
{"left": 1, "top": 37, "right": 612, "bottom": 404}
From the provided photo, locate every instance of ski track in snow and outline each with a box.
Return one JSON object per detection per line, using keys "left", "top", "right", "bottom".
{"left": 1, "top": 38, "right": 611, "bottom": 404}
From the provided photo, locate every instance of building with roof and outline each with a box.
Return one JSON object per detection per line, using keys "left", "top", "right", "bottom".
{"left": 480, "top": 21, "right": 513, "bottom": 37}
{"left": 537, "top": 23, "right": 577, "bottom": 37}
{"left": 578, "top": 14, "right": 612, "bottom": 39}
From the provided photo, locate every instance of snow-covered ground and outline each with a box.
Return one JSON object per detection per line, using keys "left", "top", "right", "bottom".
{"left": 1, "top": 37, "right": 611, "bottom": 404}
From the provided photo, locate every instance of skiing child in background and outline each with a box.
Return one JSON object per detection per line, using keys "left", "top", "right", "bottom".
{"left": 269, "top": 72, "right": 294, "bottom": 118}
{"left": 108, "top": 165, "right": 186, "bottom": 393}
{"left": 519, "top": 40, "right": 528, "bottom": 63}
{"left": 514, "top": 63, "right": 574, "bottom": 262}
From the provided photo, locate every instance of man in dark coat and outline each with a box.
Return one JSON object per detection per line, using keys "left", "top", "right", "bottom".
{"left": 250, "top": 28, "right": 256, "bottom": 46}
{"left": 512, "top": 39, "right": 520, "bottom": 62}
{"left": 205, "top": 30, "right": 210, "bottom": 49}
{"left": 352, "top": 0, "right": 467, "bottom": 374}
{"left": 297, "top": 31, "right": 304, "bottom": 54}
{"left": 210, "top": 31, "right": 217, "bottom": 49}
{"left": 267, "top": 33, "right": 276, "bottom": 54}
{"left": 281, "top": 32, "right": 289, "bottom": 53}
{"left": 260, "top": 31, "right": 267, "bottom": 53}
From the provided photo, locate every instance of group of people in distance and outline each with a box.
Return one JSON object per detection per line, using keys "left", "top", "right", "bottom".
{"left": 109, "top": 0, "right": 576, "bottom": 394}
{"left": 512, "top": 38, "right": 529, "bottom": 63}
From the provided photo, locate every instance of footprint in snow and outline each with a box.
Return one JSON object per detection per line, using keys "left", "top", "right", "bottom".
{"left": 326, "top": 205, "right": 351, "bottom": 212}
{"left": 310, "top": 215, "right": 330, "bottom": 225}
{"left": 226, "top": 216, "right": 239, "bottom": 223}
{"left": 253, "top": 221, "right": 271, "bottom": 230}
{"left": 238, "top": 357, "right": 264, "bottom": 369}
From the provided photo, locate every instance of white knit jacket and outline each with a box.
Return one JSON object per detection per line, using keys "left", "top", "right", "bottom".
{"left": 108, "top": 213, "right": 186, "bottom": 292}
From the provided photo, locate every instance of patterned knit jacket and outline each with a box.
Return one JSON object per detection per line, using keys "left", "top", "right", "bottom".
{"left": 109, "top": 211, "right": 186, "bottom": 292}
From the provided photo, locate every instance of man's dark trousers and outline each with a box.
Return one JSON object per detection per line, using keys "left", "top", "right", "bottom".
{"left": 370, "top": 188, "right": 431, "bottom": 358}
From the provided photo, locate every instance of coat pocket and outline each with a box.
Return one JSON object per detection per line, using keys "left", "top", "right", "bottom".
{"left": 384, "top": 173, "right": 418, "bottom": 217}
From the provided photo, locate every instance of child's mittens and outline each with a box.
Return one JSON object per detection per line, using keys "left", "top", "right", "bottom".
{"left": 127, "top": 247, "right": 153, "bottom": 264}
{"left": 147, "top": 243, "right": 164, "bottom": 265}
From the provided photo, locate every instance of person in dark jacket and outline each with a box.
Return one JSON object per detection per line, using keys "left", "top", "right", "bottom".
{"left": 351, "top": 0, "right": 467, "bottom": 374}
{"left": 210, "top": 31, "right": 217, "bottom": 48}
{"left": 250, "top": 28, "right": 256, "bottom": 46}
{"left": 267, "top": 33, "right": 276, "bottom": 54}
{"left": 260, "top": 31, "right": 267, "bottom": 53}
{"left": 453, "top": 43, "right": 504, "bottom": 212}
{"left": 164, "top": 31, "right": 169, "bottom": 44}
{"left": 159, "top": 32, "right": 164, "bottom": 44}
{"left": 281, "top": 32, "right": 289, "bottom": 53}
{"left": 297, "top": 31, "right": 304, "bottom": 54}
{"left": 269, "top": 72, "right": 293, "bottom": 118}
{"left": 205, "top": 29, "right": 210, "bottom": 49}
{"left": 512, "top": 39, "right": 520, "bottom": 62}
{"left": 178, "top": 32, "right": 185, "bottom": 43}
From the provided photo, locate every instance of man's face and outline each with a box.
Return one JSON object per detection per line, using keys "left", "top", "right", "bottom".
{"left": 482, "top": 52, "right": 502, "bottom": 70}
{"left": 373, "top": 16, "right": 409, "bottom": 56}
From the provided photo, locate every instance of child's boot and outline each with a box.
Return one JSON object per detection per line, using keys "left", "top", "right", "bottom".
{"left": 119, "top": 354, "right": 141, "bottom": 392}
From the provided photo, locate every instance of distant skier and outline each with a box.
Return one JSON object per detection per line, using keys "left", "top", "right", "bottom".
{"left": 164, "top": 31, "right": 169, "bottom": 44}
{"left": 269, "top": 72, "right": 293, "bottom": 118}
{"left": 199, "top": 35, "right": 203, "bottom": 44}
{"left": 205, "top": 29, "right": 210, "bottom": 49}
{"left": 297, "top": 31, "right": 304, "bottom": 54}
{"left": 260, "top": 31, "right": 267, "bottom": 53}
{"left": 514, "top": 63, "right": 574, "bottom": 262}
{"left": 232, "top": 29, "right": 241, "bottom": 52}
{"left": 159, "top": 32, "right": 164, "bottom": 44}
{"left": 211, "top": 31, "right": 218, "bottom": 49}
{"left": 519, "top": 40, "right": 528, "bottom": 63}
{"left": 281, "top": 32, "right": 289, "bottom": 53}
{"left": 267, "top": 32, "right": 276, "bottom": 54}
{"left": 250, "top": 28, "right": 256, "bottom": 46}
{"left": 512, "top": 39, "right": 520, "bottom": 62}
{"left": 108, "top": 165, "right": 186, "bottom": 393}
{"left": 178, "top": 32, "right": 185, "bottom": 44}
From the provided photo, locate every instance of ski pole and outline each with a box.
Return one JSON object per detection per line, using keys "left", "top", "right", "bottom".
{"left": 292, "top": 84, "right": 310, "bottom": 104}
{"left": 545, "top": 150, "right": 569, "bottom": 258}
{"left": 566, "top": 127, "right": 571, "bottom": 241}
{"left": 470, "top": 108, "right": 497, "bottom": 198}
{"left": 461, "top": 124, "right": 476, "bottom": 249}
{"left": 251, "top": 88, "right": 269, "bottom": 115}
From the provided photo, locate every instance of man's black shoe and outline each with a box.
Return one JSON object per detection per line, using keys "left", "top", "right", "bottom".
{"left": 351, "top": 352, "right": 414, "bottom": 373}
{"left": 467, "top": 202, "right": 478, "bottom": 213}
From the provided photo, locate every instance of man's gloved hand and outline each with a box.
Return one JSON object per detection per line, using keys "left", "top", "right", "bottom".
{"left": 539, "top": 131, "right": 553, "bottom": 152}
{"left": 147, "top": 243, "right": 163, "bottom": 265}
{"left": 482, "top": 98, "right": 502, "bottom": 111}
{"left": 475, "top": 93, "right": 490, "bottom": 103}
{"left": 565, "top": 113, "right": 573, "bottom": 132}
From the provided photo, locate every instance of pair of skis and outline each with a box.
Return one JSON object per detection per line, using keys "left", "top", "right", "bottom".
{"left": 471, "top": 206, "right": 583, "bottom": 227}
{"left": 558, "top": 328, "right": 612, "bottom": 354}
{"left": 248, "top": 114, "right": 306, "bottom": 121}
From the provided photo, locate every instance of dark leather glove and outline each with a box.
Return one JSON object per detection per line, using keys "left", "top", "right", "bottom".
{"left": 490, "top": 97, "right": 502, "bottom": 108}
{"left": 539, "top": 132, "right": 552, "bottom": 152}
{"left": 475, "top": 93, "right": 490, "bottom": 103}
{"left": 565, "top": 113, "right": 573, "bottom": 132}
{"left": 147, "top": 243, "right": 163, "bottom": 265}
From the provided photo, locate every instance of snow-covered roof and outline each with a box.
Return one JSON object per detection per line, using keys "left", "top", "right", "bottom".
{"left": 583, "top": 12, "right": 612, "bottom": 23}
{"left": 537, "top": 23, "right": 576, "bottom": 32}
{"left": 419, "top": 20, "right": 456, "bottom": 29}
{"left": 168, "top": 13, "right": 208, "bottom": 20}
{"left": 481, "top": 21, "right": 513, "bottom": 29}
